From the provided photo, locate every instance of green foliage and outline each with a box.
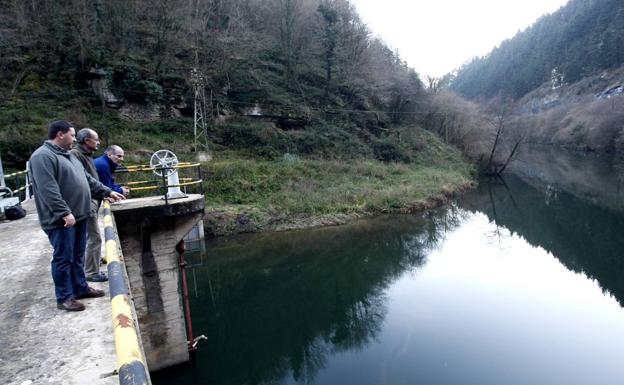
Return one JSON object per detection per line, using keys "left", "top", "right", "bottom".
{"left": 131, "top": 80, "right": 164, "bottom": 105}
{"left": 370, "top": 138, "right": 408, "bottom": 162}
{"left": 204, "top": 136, "right": 473, "bottom": 215}
{"left": 0, "top": 97, "right": 78, "bottom": 167}
{"left": 218, "top": 122, "right": 290, "bottom": 159}
{"left": 107, "top": 65, "right": 165, "bottom": 104}
{"left": 452, "top": 0, "right": 624, "bottom": 99}
{"left": 0, "top": 0, "right": 425, "bottom": 135}
{"left": 214, "top": 119, "right": 434, "bottom": 162}
{"left": 0, "top": 0, "right": 476, "bottom": 221}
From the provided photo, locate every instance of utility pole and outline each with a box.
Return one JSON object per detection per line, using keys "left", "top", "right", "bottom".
{"left": 189, "top": 68, "right": 210, "bottom": 153}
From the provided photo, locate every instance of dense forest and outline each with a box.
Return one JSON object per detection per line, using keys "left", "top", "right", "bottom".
{"left": 451, "top": 0, "right": 624, "bottom": 100}
{"left": 0, "top": 0, "right": 479, "bottom": 227}
{"left": 0, "top": 0, "right": 424, "bottom": 127}
{"left": 0, "top": 0, "right": 448, "bottom": 168}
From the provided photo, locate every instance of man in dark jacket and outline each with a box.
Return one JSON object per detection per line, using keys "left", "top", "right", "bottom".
{"left": 29, "top": 120, "right": 125, "bottom": 311}
{"left": 70, "top": 128, "right": 107, "bottom": 283}
{"left": 94, "top": 145, "right": 129, "bottom": 196}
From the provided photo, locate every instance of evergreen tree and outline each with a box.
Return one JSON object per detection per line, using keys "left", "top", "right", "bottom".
{"left": 451, "top": 0, "right": 624, "bottom": 100}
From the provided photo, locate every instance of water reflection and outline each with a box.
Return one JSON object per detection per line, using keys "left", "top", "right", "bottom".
{"left": 152, "top": 149, "right": 624, "bottom": 385}
{"left": 154, "top": 209, "right": 465, "bottom": 385}
{"left": 461, "top": 173, "right": 624, "bottom": 306}
{"left": 509, "top": 146, "right": 624, "bottom": 212}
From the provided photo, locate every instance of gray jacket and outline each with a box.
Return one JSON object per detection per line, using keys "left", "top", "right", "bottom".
{"left": 29, "top": 141, "right": 112, "bottom": 230}
{"left": 70, "top": 145, "right": 101, "bottom": 215}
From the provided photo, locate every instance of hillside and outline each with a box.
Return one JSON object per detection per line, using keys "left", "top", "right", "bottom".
{"left": 0, "top": 0, "right": 476, "bottom": 234}
{"left": 451, "top": 0, "right": 624, "bottom": 100}
{"left": 0, "top": 0, "right": 427, "bottom": 170}
{"left": 512, "top": 65, "right": 624, "bottom": 151}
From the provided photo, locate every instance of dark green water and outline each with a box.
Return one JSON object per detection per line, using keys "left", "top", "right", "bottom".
{"left": 153, "top": 149, "right": 624, "bottom": 385}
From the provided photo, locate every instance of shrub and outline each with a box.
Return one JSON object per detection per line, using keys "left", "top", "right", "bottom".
{"left": 218, "top": 122, "right": 291, "bottom": 159}
{"left": 370, "top": 137, "right": 409, "bottom": 162}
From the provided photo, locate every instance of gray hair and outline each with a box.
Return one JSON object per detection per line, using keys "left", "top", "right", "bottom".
{"left": 104, "top": 145, "right": 123, "bottom": 155}
{"left": 76, "top": 128, "right": 96, "bottom": 144}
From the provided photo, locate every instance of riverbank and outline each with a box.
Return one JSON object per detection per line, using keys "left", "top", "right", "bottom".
{"left": 202, "top": 131, "right": 475, "bottom": 236}
{"left": 0, "top": 98, "right": 475, "bottom": 237}
{"left": 203, "top": 181, "right": 473, "bottom": 236}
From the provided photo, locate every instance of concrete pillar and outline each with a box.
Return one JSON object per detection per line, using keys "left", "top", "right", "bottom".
{"left": 183, "top": 220, "right": 206, "bottom": 254}
{"left": 111, "top": 194, "right": 204, "bottom": 372}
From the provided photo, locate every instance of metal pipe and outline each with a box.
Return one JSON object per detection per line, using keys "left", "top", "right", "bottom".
{"left": 176, "top": 240, "right": 196, "bottom": 351}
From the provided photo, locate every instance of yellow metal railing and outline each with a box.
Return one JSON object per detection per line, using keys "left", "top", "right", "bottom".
{"left": 103, "top": 201, "right": 150, "bottom": 384}
{"left": 114, "top": 162, "right": 204, "bottom": 203}
{"left": 1, "top": 168, "right": 31, "bottom": 200}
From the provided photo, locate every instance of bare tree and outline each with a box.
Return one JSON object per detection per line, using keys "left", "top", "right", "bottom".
{"left": 426, "top": 76, "right": 440, "bottom": 92}
{"left": 278, "top": 0, "right": 301, "bottom": 84}
{"left": 482, "top": 98, "right": 524, "bottom": 176}
{"left": 317, "top": 0, "right": 339, "bottom": 101}
{"left": 426, "top": 90, "right": 482, "bottom": 152}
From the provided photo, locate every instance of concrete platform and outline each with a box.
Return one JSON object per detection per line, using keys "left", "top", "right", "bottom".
{"left": 0, "top": 200, "right": 118, "bottom": 385}
{"left": 111, "top": 194, "right": 204, "bottom": 217}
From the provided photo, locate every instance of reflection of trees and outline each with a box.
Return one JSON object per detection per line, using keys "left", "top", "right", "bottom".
{"left": 153, "top": 210, "right": 462, "bottom": 385}
{"left": 461, "top": 174, "right": 624, "bottom": 306}
{"left": 509, "top": 146, "right": 624, "bottom": 213}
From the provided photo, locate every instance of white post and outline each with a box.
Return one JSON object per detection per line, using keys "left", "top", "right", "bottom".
{"left": 166, "top": 171, "right": 186, "bottom": 199}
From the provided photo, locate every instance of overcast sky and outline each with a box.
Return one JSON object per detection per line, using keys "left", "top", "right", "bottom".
{"left": 349, "top": 0, "right": 570, "bottom": 79}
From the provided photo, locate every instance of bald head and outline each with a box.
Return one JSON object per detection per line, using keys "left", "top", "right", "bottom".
{"left": 105, "top": 145, "right": 125, "bottom": 165}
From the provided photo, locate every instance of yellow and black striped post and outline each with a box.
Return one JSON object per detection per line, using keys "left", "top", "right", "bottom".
{"left": 103, "top": 201, "right": 150, "bottom": 385}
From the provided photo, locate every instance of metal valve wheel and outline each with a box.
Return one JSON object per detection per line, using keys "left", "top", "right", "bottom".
{"left": 150, "top": 150, "right": 179, "bottom": 177}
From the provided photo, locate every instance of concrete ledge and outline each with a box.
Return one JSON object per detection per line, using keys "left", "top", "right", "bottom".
{"left": 110, "top": 194, "right": 204, "bottom": 218}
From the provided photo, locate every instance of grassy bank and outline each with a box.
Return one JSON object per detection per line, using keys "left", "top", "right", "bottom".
{"left": 202, "top": 130, "right": 474, "bottom": 236}
{"left": 1, "top": 98, "right": 475, "bottom": 235}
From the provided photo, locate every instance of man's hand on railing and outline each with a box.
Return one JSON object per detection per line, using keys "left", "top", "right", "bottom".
{"left": 106, "top": 191, "right": 126, "bottom": 202}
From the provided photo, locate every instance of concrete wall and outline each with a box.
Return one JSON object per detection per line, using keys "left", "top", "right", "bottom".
{"left": 111, "top": 195, "right": 204, "bottom": 371}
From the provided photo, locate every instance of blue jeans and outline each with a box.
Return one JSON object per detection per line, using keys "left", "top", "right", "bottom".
{"left": 45, "top": 219, "right": 90, "bottom": 303}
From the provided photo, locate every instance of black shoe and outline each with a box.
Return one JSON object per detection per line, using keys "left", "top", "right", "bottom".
{"left": 57, "top": 299, "right": 86, "bottom": 311}
{"left": 76, "top": 286, "right": 105, "bottom": 299}
{"left": 86, "top": 272, "right": 108, "bottom": 282}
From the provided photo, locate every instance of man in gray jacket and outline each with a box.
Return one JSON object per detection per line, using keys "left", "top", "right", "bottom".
{"left": 71, "top": 128, "right": 107, "bottom": 283}
{"left": 30, "top": 120, "right": 125, "bottom": 311}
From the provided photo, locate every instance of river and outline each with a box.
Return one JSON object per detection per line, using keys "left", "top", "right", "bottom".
{"left": 152, "top": 148, "right": 624, "bottom": 385}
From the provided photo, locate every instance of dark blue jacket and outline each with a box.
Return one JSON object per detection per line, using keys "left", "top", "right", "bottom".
{"left": 94, "top": 154, "right": 123, "bottom": 194}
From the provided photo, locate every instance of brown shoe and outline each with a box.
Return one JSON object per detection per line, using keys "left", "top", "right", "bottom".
{"left": 76, "top": 286, "right": 105, "bottom": 299}
{"left": 57, "top": 299, "right": 86, "bottom": 311}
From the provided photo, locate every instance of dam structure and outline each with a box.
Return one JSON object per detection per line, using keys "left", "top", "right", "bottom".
{"left": 0, "top": 159, "right": 205, "bottom": 384}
